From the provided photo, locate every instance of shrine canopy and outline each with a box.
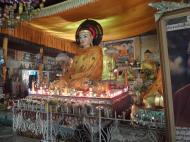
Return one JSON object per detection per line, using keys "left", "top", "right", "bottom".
{"left": 0, "top": 0, "right": 180, "bottom": 53}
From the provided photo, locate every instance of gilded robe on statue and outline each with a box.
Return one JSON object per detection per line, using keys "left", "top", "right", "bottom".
{"left": 51, "top": 46, "right": 103, "bottom": 90}
{"left": 66, "top": 46, "right": 103, "bottom": 89}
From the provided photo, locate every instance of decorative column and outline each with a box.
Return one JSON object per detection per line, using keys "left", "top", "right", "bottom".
{"left": 134, "top": 36, "right": 141, "bottom": 61}
{"left": 2, "top": 37, "right": 8, "bottom": 81}
{"left": 38, "top": 47, "right": 43, "bottom": 84}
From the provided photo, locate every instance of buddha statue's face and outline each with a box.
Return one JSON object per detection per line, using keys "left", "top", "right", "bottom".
{"left": 79, "top": 30, "right": 93, "bottom": 48}
{"left": 144, "top": 52, "right": 151, "bottom": 62}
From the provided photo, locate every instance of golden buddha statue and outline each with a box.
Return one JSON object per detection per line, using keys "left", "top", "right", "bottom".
{"left": 50, "top": 20, "right": 104, "bottom": 90}
{"left": 140, "top": 50, "right": 164, "bottom": 108}
{"left": 141, "top": 50, "right": 157, "bottom": 81}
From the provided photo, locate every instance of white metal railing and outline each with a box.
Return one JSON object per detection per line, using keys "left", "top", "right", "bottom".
{"left": 12, "top": 101, "right": 166, "bottom": 142}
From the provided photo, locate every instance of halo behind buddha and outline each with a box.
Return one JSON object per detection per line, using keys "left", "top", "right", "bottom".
{"left": 76, "top": 19, "right": 103, "bottom": 46}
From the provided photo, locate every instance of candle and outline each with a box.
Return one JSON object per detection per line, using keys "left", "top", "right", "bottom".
{"left": 89, "top": 87, "right": 92, "bottom": 92}
{"left": 64, "top": 87, "right": 68, "bottom": 94}
{"left": 114, "top": 69, "right": 118, "bottom": 81}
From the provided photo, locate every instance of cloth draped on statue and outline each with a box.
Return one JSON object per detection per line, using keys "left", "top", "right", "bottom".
{"left": 55, "top": 46, "right": 103, "bottom": 90}
{"left": 142, "top": 68, "right": 163, "bottom": 108}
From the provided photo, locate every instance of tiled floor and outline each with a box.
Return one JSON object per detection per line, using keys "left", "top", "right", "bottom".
{"left": 0, "top": 125, "right": 40, "bottom": 142}
{"left": 0, "top": 136, "right": 40, "bottom": 142}
{"left": 0, "top": 110, "right": 40, "bottom": 142}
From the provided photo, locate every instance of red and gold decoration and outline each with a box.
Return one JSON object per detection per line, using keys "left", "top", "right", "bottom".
{"left": 0, "top": 0, "right": 45, "bottom": 28}
{"left": 2, "top": 37, "right": 8, "bottom": 81}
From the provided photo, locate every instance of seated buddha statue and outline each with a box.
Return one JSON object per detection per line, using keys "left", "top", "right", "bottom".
{"left": 141, "top": 49, "right": 157, "bottom": 85}
{"left": 140, "top": 50, "right": 164, "bottom": 108}
{"left": 50, "top": 20, "right": 104, "bottom": 91}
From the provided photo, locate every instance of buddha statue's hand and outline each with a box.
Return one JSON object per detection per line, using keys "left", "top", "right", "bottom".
{"left": 69, "top": 78, "right": 90, "bottom": 91}
{"left": 92, "top": 82, "right": 109, "bottom": 94}
{"left": 49, "top": 79, "right": 68, "bottom": 90}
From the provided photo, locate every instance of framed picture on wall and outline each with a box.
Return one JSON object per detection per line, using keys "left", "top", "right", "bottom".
{"left": 159, "top": 8, "right": 190, "bottom": 141}
{"left": 103, "top": 38, "right": 135, "bottom": 65}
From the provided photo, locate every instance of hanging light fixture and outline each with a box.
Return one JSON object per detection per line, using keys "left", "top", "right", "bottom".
{"left": 0, "top": 0, "right": 45, "bottom": 28}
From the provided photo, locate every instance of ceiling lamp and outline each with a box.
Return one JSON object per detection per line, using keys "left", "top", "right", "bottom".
{"left": 0, "top": 0, "right": 45, "bottom": 29}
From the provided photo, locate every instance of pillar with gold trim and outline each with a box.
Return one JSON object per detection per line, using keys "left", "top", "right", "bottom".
{"left": 38, "top": 47, "right": 43, "bottom": 84}
{"left": 2, "top": 37, "right": 8, "bottom": 82}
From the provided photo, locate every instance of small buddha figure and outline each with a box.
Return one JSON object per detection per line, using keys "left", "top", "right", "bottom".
{"left": 141, "top": 50, "right": 157, "bottom": 80}
{"left": 140, "top": 50, "right": 164, "bottom": 108}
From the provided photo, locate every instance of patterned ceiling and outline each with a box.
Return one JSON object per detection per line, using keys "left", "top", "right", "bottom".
{"left": 0, "top": 0, "right": 181, "bottom": 52}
